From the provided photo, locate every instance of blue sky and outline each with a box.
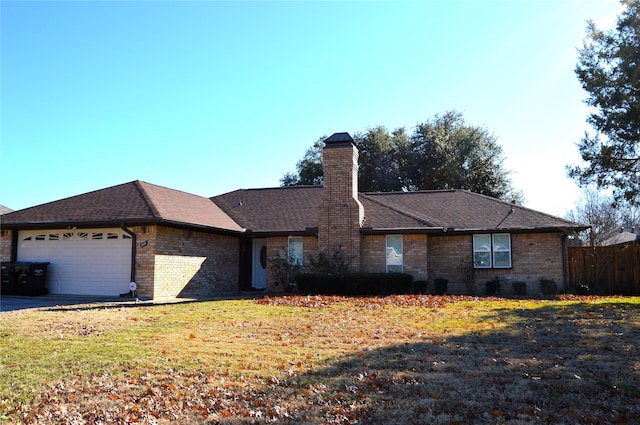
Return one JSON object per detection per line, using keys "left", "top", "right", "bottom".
{"left": 1, "top": 1, "right": 623, "bottom": 217}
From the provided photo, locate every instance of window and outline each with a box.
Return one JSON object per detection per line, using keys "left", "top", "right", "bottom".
{"left": 492, "top": 234, "right": 512, "bottom": 268}
{"left": 386, "top": 235, "right": 403, "bottom": 273}
{"left": 473, "top": 234, "right": 511, "bottom": 268}
{"left": 473, "top": 235, "right": 491, "bottom": 268}
{"left": 288, "top": 237, "right": 303, "bottom": 266}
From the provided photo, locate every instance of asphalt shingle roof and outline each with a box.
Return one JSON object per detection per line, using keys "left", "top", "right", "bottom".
{"left": 212, "top": 187, "right": 585, "bottom": 234}
{"left": 360, "top": 190, "right": 584, "bottom": 232}
{"left": 212, "top": 186, "right": 323, "bottom": 234}
{"left": 2, "top": 181, "right": 585, "bottom": 234}
{"left": 1, "top": 181, "right": 243, "bottom": 232}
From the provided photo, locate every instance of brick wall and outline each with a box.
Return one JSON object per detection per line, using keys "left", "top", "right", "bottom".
{"left": 403, "top": 234, "right": 428, "bottom": 281}
{"left": 361, "top": 234, "right": 428, "bottom": 281}
{"left": 265, "top": 235, "right": 318, "bottom": 292}
{"left": 1, "top": 229, "right": 12, "bottom": 262}
{"left": 428, "top": 232, "right": 566, "bottom": 294}
{"left": 151, "top": 226, "right": 239, "bottom": 298}
{"left": 318, "top": 141, "right": 364, "bottom": 270}
{"left": 361, "top": 234, "right": 385, "bottom": 274}
{"left": 132, "top": 225, "right": 157, "bottom": 297}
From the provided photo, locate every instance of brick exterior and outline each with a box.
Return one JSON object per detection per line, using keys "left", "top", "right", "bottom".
{"left": 403, "top": 234, "right": 429, "bottom": 281}
{"left": 428, "top": 232, "right": 566, "bottom": 294}
{"left": 148, "top": 226, "right": 239, "bottom": 298}
{"left": 265, "top": 235, "right": 318, "bottom": 292}
{"left": 1, "top": 225, "right": 240, "bottom": 299}
{"left": 1, "top": 229, "right": 13, "bottom": 262}
{"left": 317, "top": 142, "right": 364, "bottom": 270}
{"left": 1, "top": 138, "right": 573, "bottom": 299}
{"left": 132, "top": 225, "right": 157, "bottom": 297}
{"left": 361, "top": 234, "right": 428, "bottom": 280}
{"left": 361, "top": 234, "right": 385, "bottom": 274}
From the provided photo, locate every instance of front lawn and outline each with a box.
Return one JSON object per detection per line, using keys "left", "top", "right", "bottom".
{"left": 1, "top": 295, "right": 639, "bottom": 424}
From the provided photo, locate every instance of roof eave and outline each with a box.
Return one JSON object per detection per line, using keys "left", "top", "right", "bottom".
{"left": 243, "top": 227, "right": 318, "bottom": 238}
{"left": 360, "top": 225, "right": 588, "bottom": 235}
{"left": 0, "top": 218, "right": 246, "bottom": 235}
{"left": 0, "top": 218, "right": 162, "bottom": 230}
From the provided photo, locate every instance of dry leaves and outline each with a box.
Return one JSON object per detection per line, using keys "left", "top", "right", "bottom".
{"left": 3, "top": 295, "right": 640, "bottom": 424}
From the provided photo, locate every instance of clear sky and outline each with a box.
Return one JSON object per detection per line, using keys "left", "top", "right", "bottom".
{"left": 1, "top": 0, "right": 624, "bottom": 217}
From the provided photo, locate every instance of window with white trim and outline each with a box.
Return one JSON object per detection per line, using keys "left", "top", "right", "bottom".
{"left": 288, "top": 237, "right": 303, "bottom": 266}
{"left": 473, "top": 233, "right": 511, "bottom": 268}
{"left": 386, "top": 235, "right": 403, "bottom": 273}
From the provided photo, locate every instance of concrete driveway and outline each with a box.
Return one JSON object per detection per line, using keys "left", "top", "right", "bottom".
{"left": 0, "top": 294, "right": 145, "bottom": 312}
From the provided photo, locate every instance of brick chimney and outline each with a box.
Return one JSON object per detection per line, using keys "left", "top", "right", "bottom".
{"left": 317, "top": 132, "right": 365, "bottom": 270}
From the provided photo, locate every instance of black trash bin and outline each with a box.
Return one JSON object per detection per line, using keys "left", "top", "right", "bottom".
{"left": 15, "top": 262, "right": 49, "bottom": 296}
{"left": 1, "top": 262, "right": 18, "bottom": 295}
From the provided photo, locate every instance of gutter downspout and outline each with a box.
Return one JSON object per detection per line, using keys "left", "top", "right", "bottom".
{"left": 561, "top": 233, "right": 568, "bottom": 291}
{"left": 121, "top": 224, "right": 136, "bottom": 284}
{"left": 10, "top": 230, "right": 18, "bottom": 262}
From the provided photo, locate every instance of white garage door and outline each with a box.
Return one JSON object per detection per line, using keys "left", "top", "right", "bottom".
{"left": 17, "top": 228, "right": 132, "bottom": 296}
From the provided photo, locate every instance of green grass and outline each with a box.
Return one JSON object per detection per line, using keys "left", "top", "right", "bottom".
{"left": 1, "top": 295, "right": 639, "bottom": 423}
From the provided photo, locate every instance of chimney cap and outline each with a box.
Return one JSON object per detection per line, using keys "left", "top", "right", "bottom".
{"left": 324, "top": 132, "right": 354, "bottom": 147}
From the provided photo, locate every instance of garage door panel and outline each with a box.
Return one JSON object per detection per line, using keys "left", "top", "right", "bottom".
{"left": 18, "top": 228, "right": 132, "bottom": 296}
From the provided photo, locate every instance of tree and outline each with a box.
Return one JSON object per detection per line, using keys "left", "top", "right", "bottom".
{"left": 407, "top": 112, "right": 522, "bottom": 202}
{"left": 568, "top": 2, "right": 640, "bottom": 206}
{"left": 280, "top": 137, "right": 325, "bottom": 186}
{"left": 281, "top": 111, "right": 523, "bottom": 203}
{"left": 566, "top": 189, "right": 639, "bottom": 246}
{"left": 354, "top": 126, "right": 409, "bottom": 192}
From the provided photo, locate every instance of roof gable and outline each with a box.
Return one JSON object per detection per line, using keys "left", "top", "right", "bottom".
{"left": 137, "top": 181, "right": 242, "bottom": 231}
{"left": 2, "top": 181, "right": 243, "bottom": 232}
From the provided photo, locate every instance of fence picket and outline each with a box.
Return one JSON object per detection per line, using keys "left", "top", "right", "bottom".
{"left": 568, "top": 246, "right": 640, "bottom": 294}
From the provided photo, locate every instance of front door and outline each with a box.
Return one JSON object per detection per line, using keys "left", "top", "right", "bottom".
{"left": 252, "top": 238, "right": 267, "bottom": 289}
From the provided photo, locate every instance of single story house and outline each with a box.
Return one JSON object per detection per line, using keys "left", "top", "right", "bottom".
{"left": 1, "top": 133, "right": 586, "bottom": 298}
{"left": 601, "top": 226, "right": 640, "bottom": 247}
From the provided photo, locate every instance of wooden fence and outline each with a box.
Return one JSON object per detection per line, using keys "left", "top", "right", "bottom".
{"left": 567, "top": 246, "right": 640, "bottom": 294}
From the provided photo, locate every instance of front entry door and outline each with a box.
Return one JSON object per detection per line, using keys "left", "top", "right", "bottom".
{"left": 252, "top": 239, "right": 267, "bottom": 289}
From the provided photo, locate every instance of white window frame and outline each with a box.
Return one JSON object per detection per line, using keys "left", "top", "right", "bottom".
{"left": 473, "top": 234, "right": 492, "bottom": 268}
{"left": 473, "top": 233, "right": 511, "bottom": 269}
{"left": 492, "top": 234, "right": 512, "bottom": 268}
{"left": 288, "top": 236, "right": 303, "bottom": 266}
{"left": 386, "top": 235, "right": 403, "bottom": 273}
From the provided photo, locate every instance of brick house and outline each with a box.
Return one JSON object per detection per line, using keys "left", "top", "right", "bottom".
{"left": 1, "top": 133, "right": 585, "bottom": 298}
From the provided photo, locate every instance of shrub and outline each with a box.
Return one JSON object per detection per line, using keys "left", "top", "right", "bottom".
{"left": 485, "top": 278, "right": 502, "bottom": 296}
{"left": 540, "top": 278, "right": 558, "bottom": 296}
{"left": 307, "top": 250, "right": 351, "bottom": 277}
{"left": 434, "top": 278, "right": 448, "bottom": 295}
{"left": 294, "top": 272, "right": 414, "bottom": 296}
{"left": 413, "top": 280, "right": 428, "bottom": 294}
{"left": 512, "top": 281, "right": 527, "bottom": 296}
{"left": 459, "top": 259, "right": 476, "bottom": 294}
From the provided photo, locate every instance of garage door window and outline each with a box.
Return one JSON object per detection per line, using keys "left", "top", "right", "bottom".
{"left": 24, "top": 231, "right": 130, "bottom": 242}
